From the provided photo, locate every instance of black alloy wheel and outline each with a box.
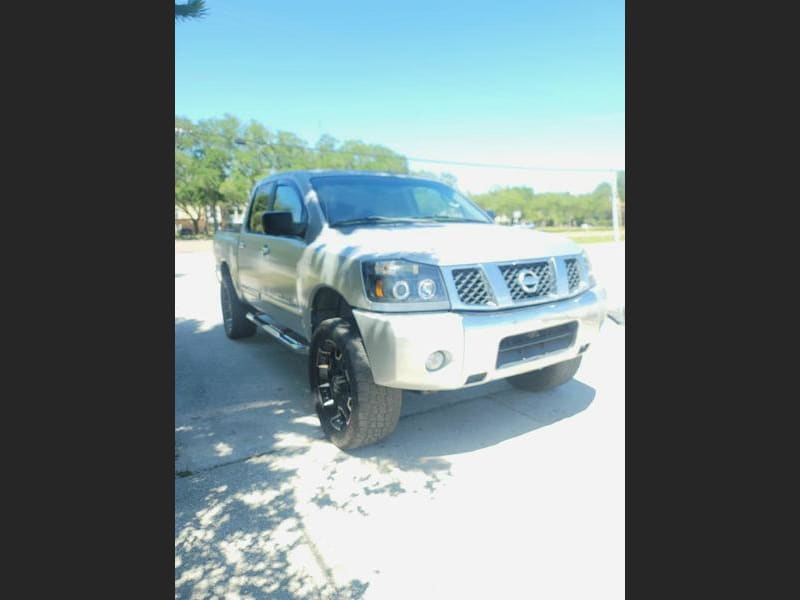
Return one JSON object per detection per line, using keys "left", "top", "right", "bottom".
{"left": 315, "top": 339, "right": 353, "bottom": 432}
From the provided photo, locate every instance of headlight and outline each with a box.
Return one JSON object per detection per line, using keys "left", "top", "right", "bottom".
{"left": 362, "top": 259, "right": 448, "bottom": 303}
{"left": 418, "top": 278, "right": 437, "bottom": 300}
{"left": 580, "top": 250, "right": 597, "bottom": 288}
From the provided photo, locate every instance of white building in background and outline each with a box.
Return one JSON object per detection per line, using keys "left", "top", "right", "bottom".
{"left": 227, "top": 206, "right": 245, "bottom": 225}
{"left": 175, "top": 205, "right": 247, "bottom": 233}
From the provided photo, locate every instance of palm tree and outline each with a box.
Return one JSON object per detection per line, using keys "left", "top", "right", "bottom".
{"left": 175, "top": 1, "right": 207, "bottom": 21}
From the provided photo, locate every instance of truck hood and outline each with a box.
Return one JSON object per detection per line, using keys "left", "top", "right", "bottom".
{"left": 319, "top": 223, "right": 582, "bottom": 266}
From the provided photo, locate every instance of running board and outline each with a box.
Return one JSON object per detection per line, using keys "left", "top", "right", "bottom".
{"left": 245, "top": 312, "right": 309, "bottom": 354}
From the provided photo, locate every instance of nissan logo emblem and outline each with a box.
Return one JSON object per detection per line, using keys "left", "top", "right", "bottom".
{"left": 517, "top": 269, "right": 540, "bottom": 293}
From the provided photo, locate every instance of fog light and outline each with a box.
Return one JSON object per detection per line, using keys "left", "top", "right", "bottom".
{"left": 425, "top": 351, "right": 447, "bottom": 371}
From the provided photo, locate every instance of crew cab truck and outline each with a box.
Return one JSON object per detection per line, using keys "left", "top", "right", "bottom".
{"left": 214, "top": 171, "right": 607, "bottom": 449}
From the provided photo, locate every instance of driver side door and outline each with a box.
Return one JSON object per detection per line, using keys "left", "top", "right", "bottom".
{"left": 256, "top": 180, "right": 308, "bottom": 334}
{"left": 237, "top": 182, "right": 274, "bottom": 309}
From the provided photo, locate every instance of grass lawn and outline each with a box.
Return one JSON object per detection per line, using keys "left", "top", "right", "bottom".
{"left": 539, "top": 227, "right": 625, "bottom": 244}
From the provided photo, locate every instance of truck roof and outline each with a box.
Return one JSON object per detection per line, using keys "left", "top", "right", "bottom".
{"left": 254, "top": 170, "right": 442, "bottom": 190}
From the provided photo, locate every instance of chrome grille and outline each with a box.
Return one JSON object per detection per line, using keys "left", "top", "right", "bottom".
{"left": 452, "top": 268, "right": 492, "bottom": 305}
{"left": 565, "top": 258, "right": 582, "bottom": 292}
{"left": 499, "top": 261, "right": 556, "bottom": 301}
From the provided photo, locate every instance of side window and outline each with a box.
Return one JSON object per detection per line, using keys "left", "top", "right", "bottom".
{"left": 248, "top": 185, "right": 272, "bottom": 233}
{"left": 273, "top": 184, "right": 305, "bottom": 224}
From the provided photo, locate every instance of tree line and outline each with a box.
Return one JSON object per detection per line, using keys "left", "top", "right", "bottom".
{"left": 175, "top": 114, "right": 624, "bottom": 233}
{"left": 471, "top": 177, "right": 625, "bottom": 228}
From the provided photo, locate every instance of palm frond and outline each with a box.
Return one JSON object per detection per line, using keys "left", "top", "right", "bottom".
{"left": 175, "top": 0, "right": 207, "bottom": 21}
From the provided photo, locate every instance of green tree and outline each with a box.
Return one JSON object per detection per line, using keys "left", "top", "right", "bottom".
{"left": 337, "top": 140, "right": 409, "bottom": 173}
{"left": 176, "top": 114, "right": 412, "bottom": 229}
{"left": 314, "top": 135, "right": 351, "bottom": 169}
{"left": 195, "top": 115, "right": 243, "bottom": 232}
{"left": 221, "top": 121, "right": 278, "bottom": 220}
{"left": 469, "top": 184, "right": 613, "bottom": 227}
{"left": 175, "top": 151, "right": 208, "bottom": 234}
{"left": 273, "top": 131, "right": 314, "bottom": 171}
{"left": 175, "top": 115, "right": 240, "bottom": 232}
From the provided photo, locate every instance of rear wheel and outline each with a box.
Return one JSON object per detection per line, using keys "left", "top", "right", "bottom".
{"left": 507, "top": 356, "right": 582, "bottom": 392}
{"left": 220, "top": 273, "right": 256, "bottom": 339}
{"left": 309, "top": 318, "right": 402, "bottom": 450}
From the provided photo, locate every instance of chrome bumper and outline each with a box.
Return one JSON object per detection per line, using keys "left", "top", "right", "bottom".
{"left": 352, "top": 287, "right": 607, "bottom": 391}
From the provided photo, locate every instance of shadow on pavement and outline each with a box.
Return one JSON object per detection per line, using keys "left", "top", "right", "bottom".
{"left": 176, "top": 317, "right": 596, "bottom": 598}
{"left": 177, "top": 320, "right": 372, "bottom": 598}
{"left": 176, "top": 317, "right": 595, "bottom": 466}
{"left": 362, "top": 378, "right": 596, "bottom": 459}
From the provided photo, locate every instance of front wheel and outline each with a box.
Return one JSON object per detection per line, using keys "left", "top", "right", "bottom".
{"left": 507, "top": 356, "right": 582, "bottom": 392}
{"left": 309, "top": 318, "right": 402, "bottom": 450}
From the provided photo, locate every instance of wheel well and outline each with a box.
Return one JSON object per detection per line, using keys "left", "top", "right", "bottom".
{"left": 311, "top": 287, "right": 356, "bottom": 333}
{"left": 219, "top": 262, "right": 252, "bottom": 309}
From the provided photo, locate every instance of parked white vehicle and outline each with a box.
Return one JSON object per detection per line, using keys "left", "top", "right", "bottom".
{"left": 215, "top": 171, "right": 607, "bottom": 448}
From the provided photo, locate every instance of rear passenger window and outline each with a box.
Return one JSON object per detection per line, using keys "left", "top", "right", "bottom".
{"left": 248, "top": 185, "right": 272, "bottom": 232}
{"left": 274, "top": 185, "right": 304, "bottom": 224}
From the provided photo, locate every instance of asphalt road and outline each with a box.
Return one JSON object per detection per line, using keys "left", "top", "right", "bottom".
{"left": 175, "top": 241, "right": 625, "bottom": 599}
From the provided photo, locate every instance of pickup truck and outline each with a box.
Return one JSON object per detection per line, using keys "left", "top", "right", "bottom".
{"left": 214, "top": 171, "right": 607, "bottom": 449}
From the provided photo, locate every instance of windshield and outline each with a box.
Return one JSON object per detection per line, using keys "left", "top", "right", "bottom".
{"left": 310, "top": 175, "right": 491, "bottom": 227}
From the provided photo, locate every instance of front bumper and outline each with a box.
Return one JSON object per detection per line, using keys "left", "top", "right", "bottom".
{"left": 352, "top": 288, "right": 607, "bottom": 391}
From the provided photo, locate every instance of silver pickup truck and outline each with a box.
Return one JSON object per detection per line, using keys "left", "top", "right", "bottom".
{"left": 214, "top": 171, "right": 607, "bottom": 449}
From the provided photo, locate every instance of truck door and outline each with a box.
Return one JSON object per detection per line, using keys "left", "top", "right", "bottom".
{"left": 236, "top": 182, "right": 274, "bottom": 306}
{"left": 256, "top": 180, "right": 308, "bottom": 334}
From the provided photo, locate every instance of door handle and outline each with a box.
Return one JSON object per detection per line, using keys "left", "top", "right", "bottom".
{"left": 238, "top": 241, "right": 246, "bottom": 249}
{"left": 261, "top": 244, "right": 270, "bottom": 256}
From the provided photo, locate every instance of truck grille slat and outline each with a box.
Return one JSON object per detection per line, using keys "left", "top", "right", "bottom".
{"left": 499, "top": 261, "right": 557, "bottom": 301}
{"left": 452, "top": 268, "right": 492, "bottom": 305}
{"left": 565, "top": 258, "right": 582, "bottom": 293}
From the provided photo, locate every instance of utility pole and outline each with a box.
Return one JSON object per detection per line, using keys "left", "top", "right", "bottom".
{"left": 610, "top": 170, "right": 620, "bottom": 242}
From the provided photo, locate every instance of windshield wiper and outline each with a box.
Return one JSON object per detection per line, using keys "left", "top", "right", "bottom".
{"left": 331, "top": 216, "right": 424, "bottom": 227}
{"left": 331, "top": 215, "right": 489, "bottom": 227}
{"left": 421, "top": 216, "right": 488, "bottom": 223}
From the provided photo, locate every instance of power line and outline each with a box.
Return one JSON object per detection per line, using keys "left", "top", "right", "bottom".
{"left": 405, "top": 156, "right": 618, "bottom": 174}
{"left": 175, "top": 128, "right": 623, "bottom": 174}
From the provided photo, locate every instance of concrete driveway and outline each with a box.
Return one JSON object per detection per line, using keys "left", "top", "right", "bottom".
{"left": 175, "top": 241, "right": 625, "bottom": 599}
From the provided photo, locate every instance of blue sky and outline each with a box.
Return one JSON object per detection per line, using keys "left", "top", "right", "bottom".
{"left": 175, "top": 0, "right": 624, "bottom": 193}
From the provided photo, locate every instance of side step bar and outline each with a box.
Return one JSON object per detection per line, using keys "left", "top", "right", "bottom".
{"left": 245, "top": 312, "right": 309, "bottom": 354}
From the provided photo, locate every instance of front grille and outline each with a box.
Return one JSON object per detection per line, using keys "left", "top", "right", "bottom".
{"left": 500, "top": 261, "right": 557, "bottom": 301}
{"left": 452, "top": 268, "right": 492, "bottom": 305}
{"left": 496, "top": 322, "right": 578, "bottom": 368}
{"left": 565, "top": 258, "right": 582, "bottom": 292}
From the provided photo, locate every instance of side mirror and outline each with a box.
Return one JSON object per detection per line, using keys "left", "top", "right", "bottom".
{"left": 262, "top": 211, "right": 305, "bottom": 237}
{"left": 486, "top": 210, "right": 496, "bottom": 220}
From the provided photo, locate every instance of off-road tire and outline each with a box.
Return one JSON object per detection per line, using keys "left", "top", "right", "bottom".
{"left": 220, "top": 273, "right": 257, "bottom": 339}
{"left": 507, "top": 356, "right": 582, "bottom": 392}
{"left": 310, "top": 318, "right": 402, "bottom": 450}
